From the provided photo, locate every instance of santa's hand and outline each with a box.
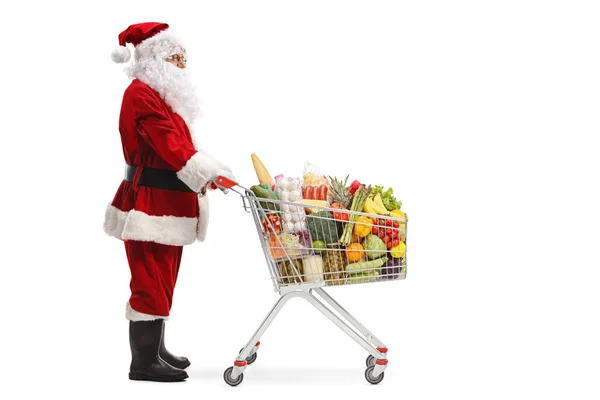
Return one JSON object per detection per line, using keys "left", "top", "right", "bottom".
{"left": 210, "top": 170, "right": 235, "bottom": 194}
{"left": 177, "top": 152, "right": 234, "bottom": 193}
{"left": 203, "top": 183, "right": 229, "bottom": 195}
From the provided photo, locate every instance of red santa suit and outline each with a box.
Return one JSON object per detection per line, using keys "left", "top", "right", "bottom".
{"left": 104, "top": 23, "right": 234, "bottom": 321}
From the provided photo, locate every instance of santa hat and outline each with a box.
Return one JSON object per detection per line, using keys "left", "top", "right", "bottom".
{"left": 111, "top": 22, "right": 185, "bottom": 63}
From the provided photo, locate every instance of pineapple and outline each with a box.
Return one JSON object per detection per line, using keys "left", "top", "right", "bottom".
{"left": 328, "top": 175, "right": 352, "bottom": 208}
{"left": 323, "top": 244, "right": 346, "bottom": 285}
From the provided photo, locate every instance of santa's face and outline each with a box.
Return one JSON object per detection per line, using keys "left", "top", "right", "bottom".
{"left": 126, "top": 49, "right": 201, "bottom": 125}
{"left": 166, "top": 53, "right": 187, "bottom": 69}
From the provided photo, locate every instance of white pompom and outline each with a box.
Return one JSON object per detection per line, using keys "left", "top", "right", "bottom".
{"left": 111, "top": 46, "right": 131, "bottom": 63}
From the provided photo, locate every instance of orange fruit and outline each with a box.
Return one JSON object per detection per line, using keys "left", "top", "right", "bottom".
{"left": 346, "top": 243, "right": 365, "bottom": 262}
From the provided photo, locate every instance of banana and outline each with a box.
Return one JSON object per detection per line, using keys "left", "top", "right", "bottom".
{"left": 373, "top": 200, "right": 391, "bottom": 215}
{"left": 373, "top": 194, "right": 388, "bottom": 211}
{"left": 373, "top": 202, "right": 391, "bottom": 215}
{"left": 363, "top": 198, "right": 390, "bottom": 216}
{"left": 362, "top": 198, "right": 375, "bottom": 214}
{"left": 362, "top": 199, "right": 378, "bottom": 215}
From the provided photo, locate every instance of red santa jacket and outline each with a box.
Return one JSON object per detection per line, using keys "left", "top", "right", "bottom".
{"left": 103, "top": 79, "right": 211, "bottom": 245}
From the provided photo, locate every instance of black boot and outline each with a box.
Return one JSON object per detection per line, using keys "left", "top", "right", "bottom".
{"left": 159, "top": 320, "right": 191, "bottom": 370}
{"left": 129, "top": 319, "right": 188, "bottom": 382}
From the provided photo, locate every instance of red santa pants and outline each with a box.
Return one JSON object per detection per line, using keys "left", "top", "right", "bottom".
{"left": 125, "top": 240, "right": 183, "bottom": 318}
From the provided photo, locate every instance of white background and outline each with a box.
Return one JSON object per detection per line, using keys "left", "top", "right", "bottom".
{"left": 2, "top": 0, "right": 599, "bottom": 399}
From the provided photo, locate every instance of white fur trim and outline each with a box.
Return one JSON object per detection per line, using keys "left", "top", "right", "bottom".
{"left": 134, "top": 29, "right": 184, "bottom": 61}
{"left": 126, "top": 302, "right": 168, "bottom": 321}
{"left": 197, "top": 195, "right": 209, "bottom": 241}
{"left": 176, "top": 152, "right": 214, "bottom": 192}
{"left": 197, "top": 149, "right": 234, "bottom": 175}
{"left": 122, "top": 209, "right": 197, "bottom": 245}
{"left": 112, "top": 45, "right": 131, "bottom": 63}
{"left": 103, "top": 204, "right": 197, "bottom": 245}
{"left": 103, "top": 204, "right": 128, "bottom": 239}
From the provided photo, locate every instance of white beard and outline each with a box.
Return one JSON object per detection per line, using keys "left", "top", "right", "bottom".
{"left": 126, "top": 57, "right": 202, "bottom": 127}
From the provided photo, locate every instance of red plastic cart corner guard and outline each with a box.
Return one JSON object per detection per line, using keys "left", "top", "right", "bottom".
{"left": 234, "top": 360, "right": 247, "bottom": 367}
{"left": 255, "top": 341, "right": 260, "bottom": 346}
{"left": 377, "top": 347, "right": 388, "bottom": 353}
{"left": 376, "top": 359, "right": 389, "bottom": 366}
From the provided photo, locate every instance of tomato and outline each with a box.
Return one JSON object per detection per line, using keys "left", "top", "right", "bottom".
{"left": 305, "top": 186, "right": 316, "bottom": 200}
{"left": 303, "top": 186, "right": 310, "bottom": 199}
{"left": 333, "top": 211, "right": 341, "bottom": 220}
{"left": 317, "top": 184, "right": 328, "bottom": 201}
{"left": 386, "top": 228, "right": 392, "bottom": 235}
{"left": 392, "top": 222, "right": 400, "bottom": 228}
{"left": 331, "top": 202, "right": 349, "bottom": 221}
{"left": 386, "top": 219, "right": 393, "bottom": 227}
{"left": 391, "top": 230, "right": 399, "bottom": 238}
{"left": 392, "top": 239, "right": 400, "bottom": 247}
{"left": 378, "top": 230, "right": 385, "bottom": 239}
{"left": 372, "top": 227, "right": 379, "bottom": 235}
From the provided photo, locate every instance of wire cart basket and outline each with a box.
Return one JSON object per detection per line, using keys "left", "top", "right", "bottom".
{"left": 211, "top": 176, "right": 408, "bottom": 386}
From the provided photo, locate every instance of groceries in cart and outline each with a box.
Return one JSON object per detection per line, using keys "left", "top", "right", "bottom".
{"left": 248, "top": 154, "right": 407, "bottom": 287}
{"left": 221, "top": 155, "right": 403, "bottom": 386}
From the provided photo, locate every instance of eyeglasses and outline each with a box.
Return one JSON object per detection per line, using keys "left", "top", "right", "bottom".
{"left": 166, "top": 54, "right": 187, "bottom": 65}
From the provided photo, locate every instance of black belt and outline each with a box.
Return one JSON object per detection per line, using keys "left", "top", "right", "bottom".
{"left": 124, "top": 164, "right": 195, "bottom": 193}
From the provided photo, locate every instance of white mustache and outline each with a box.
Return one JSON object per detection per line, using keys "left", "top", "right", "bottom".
{"left": 125, "top": 57, "right": 202, "bottom": 125}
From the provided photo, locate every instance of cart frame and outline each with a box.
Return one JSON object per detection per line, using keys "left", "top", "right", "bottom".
{"left": 211, "top": 176, "right": 406, "bottom": 386}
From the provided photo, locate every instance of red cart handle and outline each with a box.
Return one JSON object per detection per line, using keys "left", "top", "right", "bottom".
{"left": 213, "top": 175, "right": 238, "bottom": 189}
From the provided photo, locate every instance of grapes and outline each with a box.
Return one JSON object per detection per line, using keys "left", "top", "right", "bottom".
{"left": 380, "top": 257, "right": 402, "bottom": 280}
{"left": 388, "top": 258, "right": 401, "bottom": 267}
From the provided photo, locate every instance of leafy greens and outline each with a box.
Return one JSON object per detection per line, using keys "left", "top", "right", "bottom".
{"left": 371, "top": 185, "right": 402, "bottom": 211}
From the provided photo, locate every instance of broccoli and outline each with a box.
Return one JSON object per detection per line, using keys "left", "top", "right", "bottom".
{"left": 307, "top": 211, "right": 342, "bottom": 244}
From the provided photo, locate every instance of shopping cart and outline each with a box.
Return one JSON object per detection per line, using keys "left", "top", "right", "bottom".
{"left": 210, "top": 176, "right": 408, "bottom": 386}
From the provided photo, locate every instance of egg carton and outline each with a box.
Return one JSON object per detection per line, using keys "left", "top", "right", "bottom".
{"left": 274, "top": 176, "right": 309, "bottom": 234}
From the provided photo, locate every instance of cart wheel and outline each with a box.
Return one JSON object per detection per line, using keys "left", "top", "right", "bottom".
{"left": 365, "top": 365, "right": 384, "bottom": 385}
{"left": 224, "top": 366, "right": 244, "bottom": 387}
{"left": 366, "top": 355, "right": 375, "bottom": 367}
{"left": 246, "top": 352, "right": 258, "bottom": 365}
{"left": 239, "top": 348, "right": 258, "bottom": 365}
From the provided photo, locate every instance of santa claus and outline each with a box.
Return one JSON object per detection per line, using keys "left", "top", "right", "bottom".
{"left": 104, "top": 22, "right": 235, "bottom": 382}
